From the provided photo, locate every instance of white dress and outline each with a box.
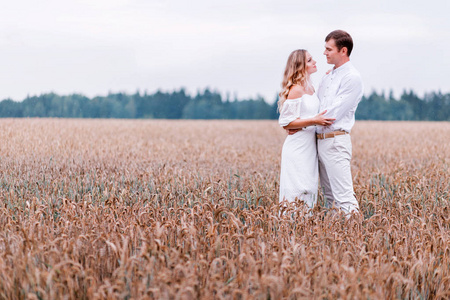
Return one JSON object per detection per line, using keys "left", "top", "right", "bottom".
{"left": 278, "top": 94, "right": 319, "bottom": 208}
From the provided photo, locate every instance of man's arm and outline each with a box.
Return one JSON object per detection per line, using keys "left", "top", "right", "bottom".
{"left": 323, "top": 73, "right": 363, "bottom": 121}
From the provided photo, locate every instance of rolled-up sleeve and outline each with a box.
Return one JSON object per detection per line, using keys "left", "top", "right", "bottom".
{"left": 278, "top": 100, "right": 300, "bottom": 127}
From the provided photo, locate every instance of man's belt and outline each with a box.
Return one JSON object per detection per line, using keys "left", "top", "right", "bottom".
{"left": 316, "top": 130, "right": 348, "bottom": 139}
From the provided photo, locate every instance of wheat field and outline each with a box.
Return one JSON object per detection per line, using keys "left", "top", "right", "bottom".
{"left": 0, "top": 119, "right": 448, "bottom": 299}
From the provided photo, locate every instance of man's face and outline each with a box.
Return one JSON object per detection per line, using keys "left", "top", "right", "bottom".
{"left": 323, "top": 39, "right": 343, "bottom": 65}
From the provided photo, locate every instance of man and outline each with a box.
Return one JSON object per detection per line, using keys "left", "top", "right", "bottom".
{"left": 317, "top": 30, "right": 363, "bottom": 214}
{"left": 289, "top": 30, "right": 363, "bottom": 214}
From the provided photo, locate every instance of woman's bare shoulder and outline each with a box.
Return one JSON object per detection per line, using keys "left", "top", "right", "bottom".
{"left": 287, "top": 85, "right": 306, "bottom": 99}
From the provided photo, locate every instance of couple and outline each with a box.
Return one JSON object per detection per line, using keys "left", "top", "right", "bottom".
{"left": 278, "top": 30, "right": 363, "bottom": 215}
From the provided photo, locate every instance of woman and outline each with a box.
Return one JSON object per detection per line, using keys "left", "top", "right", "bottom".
{"left": 278, "top": 49, "right": 334, "bottom": 208}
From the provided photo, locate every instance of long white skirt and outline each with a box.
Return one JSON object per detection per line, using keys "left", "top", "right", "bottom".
{"left": 279, "top": 127, "right": 318, "bottom": 208}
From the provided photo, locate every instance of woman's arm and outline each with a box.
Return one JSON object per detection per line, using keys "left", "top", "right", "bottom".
{"left": 283, "top": 110, "right": 335, "bottom": 130}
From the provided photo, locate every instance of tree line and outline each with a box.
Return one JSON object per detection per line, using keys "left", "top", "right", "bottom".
{"left": 0, "top": 89, "right": 448, "bottom": 121}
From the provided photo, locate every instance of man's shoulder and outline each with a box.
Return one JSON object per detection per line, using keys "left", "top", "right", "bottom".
{"left": 342, "top": 65, "right": 362, "bottom": 83}
{"left": 341, "top": 65, "right": 364, "bottom": 93}
{"left": 346, "top": 63, "right": 362, "bottom": 77}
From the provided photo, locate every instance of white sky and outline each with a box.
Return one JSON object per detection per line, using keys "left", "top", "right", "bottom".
{"left": 1, "top": 0, "right": 449, "bottom": 103}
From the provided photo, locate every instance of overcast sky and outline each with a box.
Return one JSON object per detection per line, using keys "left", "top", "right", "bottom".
{"left": 1, "top": 0, "right": 449, "bottom": 102}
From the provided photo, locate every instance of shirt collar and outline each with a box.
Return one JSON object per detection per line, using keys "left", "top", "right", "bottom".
{"left": 332, "top": 61, "right": 352, "bottom": 74}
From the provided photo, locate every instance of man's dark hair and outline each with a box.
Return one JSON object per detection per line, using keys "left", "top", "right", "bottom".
{"left": 325, "top": 30, "right": 353, "bottom": 56}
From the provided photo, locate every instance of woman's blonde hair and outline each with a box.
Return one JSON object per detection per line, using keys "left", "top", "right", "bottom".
{"left": 278, "top": 49, "right": 312, "bottom": 111}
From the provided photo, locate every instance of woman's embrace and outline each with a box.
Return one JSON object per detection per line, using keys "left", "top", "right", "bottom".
{"left": 278, "top": 49, "right": 335, "bottom": 208}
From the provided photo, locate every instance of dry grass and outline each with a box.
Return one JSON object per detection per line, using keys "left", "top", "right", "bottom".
{"left": 0, "top": 119, "right": 448, "bottom": 299}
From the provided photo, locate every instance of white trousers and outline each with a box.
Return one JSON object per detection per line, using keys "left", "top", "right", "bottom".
{"left": 317, "top": 134, "right": 359, "bottom": 214}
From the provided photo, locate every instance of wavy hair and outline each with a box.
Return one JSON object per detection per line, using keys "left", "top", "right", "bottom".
{"left": 278, "top": 49, "right": 312, "bottom": 111}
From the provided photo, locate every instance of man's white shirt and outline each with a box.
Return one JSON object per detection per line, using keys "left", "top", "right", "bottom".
{"left": 316, "top": 61, "right": 363, "bottom": 134}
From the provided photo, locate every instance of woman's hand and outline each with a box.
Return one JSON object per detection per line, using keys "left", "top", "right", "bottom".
{"left": 313, "top": 110, "right": 335, "bottom": 126}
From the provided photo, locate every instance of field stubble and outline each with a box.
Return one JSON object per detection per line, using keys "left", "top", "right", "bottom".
{"left": 0, "top": 119, "right": 449, "bottom": 299}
